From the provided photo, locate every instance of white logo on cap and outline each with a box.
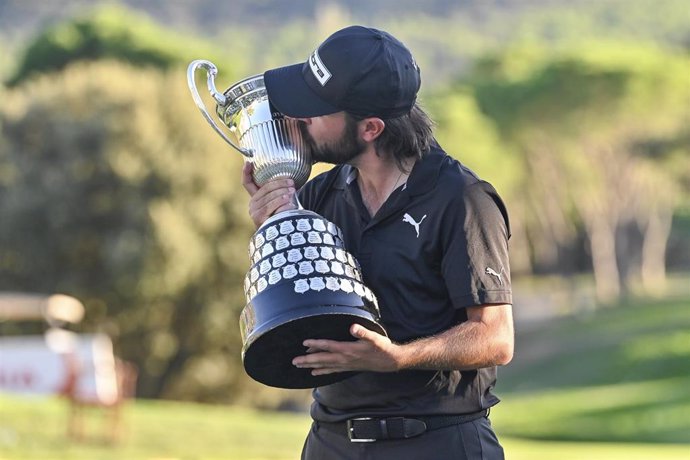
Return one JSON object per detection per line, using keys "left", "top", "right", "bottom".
{"left": 309, "top": 49, "right": 332, "bottom": 86}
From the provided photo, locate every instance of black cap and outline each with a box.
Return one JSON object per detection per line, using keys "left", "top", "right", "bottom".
{"left": 264, "top": 25, "right": 421, "bottom": 119}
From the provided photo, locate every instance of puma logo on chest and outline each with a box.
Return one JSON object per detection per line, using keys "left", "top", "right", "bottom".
{"left": 403, "top": 213, "right": 427, "bottom": 238}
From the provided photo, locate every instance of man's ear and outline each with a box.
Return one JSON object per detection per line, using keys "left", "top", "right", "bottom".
{"left": 359, "top": 117, "right": 385, "bottom": 143}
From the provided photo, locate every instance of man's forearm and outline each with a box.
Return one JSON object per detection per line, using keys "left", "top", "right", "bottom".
{"left": 396, "top": 304, "right": 514, "bottom": 371}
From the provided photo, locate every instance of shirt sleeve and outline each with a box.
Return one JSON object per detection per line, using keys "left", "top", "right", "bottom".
{"left": 440, "top": 181, "right": 512, "bottom": 308}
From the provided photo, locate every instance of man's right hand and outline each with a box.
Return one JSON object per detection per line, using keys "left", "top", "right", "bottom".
{"left": 242, "top": 162, "right": 296, "bottom": 229}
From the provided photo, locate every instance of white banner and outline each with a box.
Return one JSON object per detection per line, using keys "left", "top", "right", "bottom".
{"left": 0, "top": 332, "right": 118, "bottom": 404}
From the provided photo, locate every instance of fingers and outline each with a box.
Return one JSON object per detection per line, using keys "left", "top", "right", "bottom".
{"left": 242, "top": 162, "right": 300, "bottom": 227}
{"left": 294, "top": 338, "right": 366, "bottom": 371}
{"left": 293, "top": 350, "right": 348, "bottom": 376}
{"left": 303, "top": 337, "right": 371, "bottom": 351}
{"left": 241, "top": 162, "right": 259, "bottom": 196}
{"left": 246, "top": 177, "right": 296, "bottom": 228}
{"left": 300, "top": 327, "right": 383, "bottom": 358}
{"left": 250, "top": 180, "right": 295, "bottom": 211}
{"left": 293, "top": 351, "right": 341, "bottom": 366}
{"left": 350, "top": 323, "right": 372, "bottom": 340}
{"left": 311, "top": 368, "right": 341, "bottom": 376}
{"left": 293, "top": 340, "right": 349, "bottom": 366}
{"left": 294, "top": 327, "right": 399, "bottom": 374}
{"left": 275, "top": 200, "right": 299, "bottom": 214}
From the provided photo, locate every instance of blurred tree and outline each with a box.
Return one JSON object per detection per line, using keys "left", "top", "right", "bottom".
{"left": 0, "top": 41, "right": 15, "bottom": 82}
{"left": 2, "top": 0, "right": 689, "bottom": 91}
{"left": 0, "top": 60, "right": 256, "bottom": 401}
{"left": 471, "top": 43, "right": 690, "bottom": 303}
{"left": 5, "top": 4, "right": 231, "bottom": 87}
{"left": 425, "top": 91, "right": 533, "bottom": 275}
{"left": 0, "top": 3, "right": 315, "bottom": 407}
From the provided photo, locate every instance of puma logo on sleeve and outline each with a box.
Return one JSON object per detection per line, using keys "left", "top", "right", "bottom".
{"left": 485, "top": 267, "right": 505, "bottom": 286}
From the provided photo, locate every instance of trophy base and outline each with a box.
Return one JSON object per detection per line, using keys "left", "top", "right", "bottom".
{"left": 240, "top": 209, "right": 385, "bottom": 389}
{"left": 242, "top": 307, "right": 385, "bottom": 389}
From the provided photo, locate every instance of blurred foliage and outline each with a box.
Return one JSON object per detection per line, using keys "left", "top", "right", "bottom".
{"left": 0, "top": 60, "right": 256, "bottom": 401}
{"left": 426, "top": 91, "right": 519, "bottom": 193}
{"left": 5, "top": 4, "right": 235, "bottom": 87}
{"left": 0, "top": 41, "right": 15, "bottom": 82}
{"left": 424, "top": 91, "right": 534, "bottom": 273}
{"left": 464, "top": 43, "right": 690, "bottom": 301}
{"left": 3, "top": 0, "right": 690, "bottom": 89}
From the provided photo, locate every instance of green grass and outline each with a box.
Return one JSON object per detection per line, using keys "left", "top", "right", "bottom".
{"left": 1, "top": 297, "right": 689, "bottom": 459}
{"left": 501, "top": 297, "right": 690, "bottom": 391}
{"left": 0, "top": 396, "right": 311, "bottom": 459}
{"left": 1, "top": 395, "right": 690, "bottom": 460}
{"left": 492, "top": 376, "right": 690, "bottom": 443}
{"left": 492, "top": 297, "right": 690, "bottom": 444}
{"left": 500, "top": 438, "right": 690, "bottom": 460}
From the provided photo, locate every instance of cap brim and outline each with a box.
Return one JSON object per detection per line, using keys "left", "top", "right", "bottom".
{"left": 264, "top": 63, "right": 341, "bottom": 118}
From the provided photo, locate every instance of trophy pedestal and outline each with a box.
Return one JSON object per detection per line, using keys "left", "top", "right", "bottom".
{"left": 240, "top": 210, "right": 386, "bottom": 389}
{"left": 242, "top": 304, "right": 385, "bottom": 389}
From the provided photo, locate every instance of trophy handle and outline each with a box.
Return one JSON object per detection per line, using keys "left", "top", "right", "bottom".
{"left": 187, "top": 60, "right": 253, "bottom": 158}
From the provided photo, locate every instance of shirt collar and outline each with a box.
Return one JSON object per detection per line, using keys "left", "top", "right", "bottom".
{"left": 332, "top": 142, "right": 447, "bottom": 197}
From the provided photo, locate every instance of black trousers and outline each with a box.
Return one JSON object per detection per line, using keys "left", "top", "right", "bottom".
{"left": 301, "top": 415, "right": 505, "bottom": 460}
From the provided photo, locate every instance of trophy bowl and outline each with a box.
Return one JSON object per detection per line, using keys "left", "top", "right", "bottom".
{"left": 187, "top": 60, "right": 311, "bottom": 189}
{"left": 188, "top": 61, "right": 386, "bottom": 389}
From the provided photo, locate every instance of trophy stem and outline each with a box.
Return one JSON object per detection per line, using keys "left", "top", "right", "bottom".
{"left": 293, "top": 193, "right": 304, "bottom": 211}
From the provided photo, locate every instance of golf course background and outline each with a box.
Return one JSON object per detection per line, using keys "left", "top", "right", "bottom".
{"left": 2, "top": 295, "right": 688, "bottom": 459}
{"left": 1, "top": 1, "right": 689, "bottom": 459}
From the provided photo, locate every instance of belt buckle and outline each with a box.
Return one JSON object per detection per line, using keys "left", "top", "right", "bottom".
{"left": 347, "top": 417, "right": 376, "bottom": 443}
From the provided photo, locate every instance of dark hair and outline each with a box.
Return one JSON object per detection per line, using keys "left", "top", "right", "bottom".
{"left": 348, "top": 103, "right": 435, "bottom": 172}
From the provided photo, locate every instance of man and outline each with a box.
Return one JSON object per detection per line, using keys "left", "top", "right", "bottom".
{"left": 242, "top": 25, "right": 513, "bottom": 460}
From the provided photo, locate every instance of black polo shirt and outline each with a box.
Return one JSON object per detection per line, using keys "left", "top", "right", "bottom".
{"left": 298, "top": 144, "right": 512, "bottom": 421}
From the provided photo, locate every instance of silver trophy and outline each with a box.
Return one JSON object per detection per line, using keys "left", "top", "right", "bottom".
{"left": 188, "top": 60, "right": 386, "bottom": 388}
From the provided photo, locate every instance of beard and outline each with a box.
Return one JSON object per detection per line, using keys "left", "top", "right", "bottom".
{"left": 299, "top": 116, "right": 365, "bottom": 165}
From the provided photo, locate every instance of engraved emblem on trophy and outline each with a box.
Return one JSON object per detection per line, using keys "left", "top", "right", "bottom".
{"left": 187, "top": 60, "right": 386, "bottom": 389}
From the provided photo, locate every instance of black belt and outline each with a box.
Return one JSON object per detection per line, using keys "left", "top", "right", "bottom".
{"left": 318, "top": 409, "right": 488, "bottom": 443}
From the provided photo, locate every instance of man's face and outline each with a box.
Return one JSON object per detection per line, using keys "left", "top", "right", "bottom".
{"left": 298, "top": 113, "right": 365, "bottom": 165}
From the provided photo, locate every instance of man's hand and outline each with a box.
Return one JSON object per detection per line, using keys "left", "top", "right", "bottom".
{"left": 242, "top": 162, "right": 297, "bottom": 228}
{"left": 292, "top": 324, "right": 402, "bottom": 376}
{"left": 292, "top": 304, "right": 514, "bottom": 376}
